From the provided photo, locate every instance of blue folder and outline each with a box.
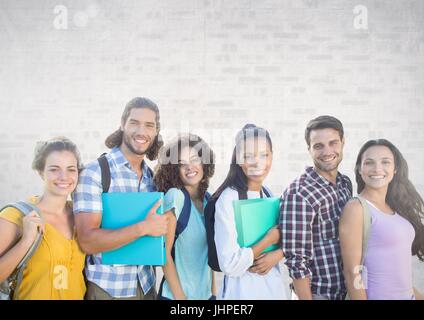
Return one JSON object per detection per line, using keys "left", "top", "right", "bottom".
{"left": 233, "top": 197, "right": 281, "bottom": 253}
{"left": 101, "top": 192, "right": 166, "bottom": 266}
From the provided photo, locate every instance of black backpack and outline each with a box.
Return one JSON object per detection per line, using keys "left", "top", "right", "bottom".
{"left": 97, "top": 153, "right": 154, "bottom": 193}
{"left": 158, "top": 187, "right": 211, "bottom": 297}
{"left": 204, "top": 187, "right": 271, "bottom": 272}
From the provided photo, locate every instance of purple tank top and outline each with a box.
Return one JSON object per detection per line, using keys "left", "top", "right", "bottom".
{"left": 363, "top": 200, "right": 416, "bottom": 300}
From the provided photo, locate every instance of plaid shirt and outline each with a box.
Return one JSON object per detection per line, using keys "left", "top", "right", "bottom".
{"left": 73, "top": 147, "right": 156, "bottom": 298}
{"left": 280, "top": 166, "right": 352, "bottom": 300}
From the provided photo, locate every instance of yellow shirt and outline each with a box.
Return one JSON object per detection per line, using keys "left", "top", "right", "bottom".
{"left": 0, "top": 197, "right": 86, "bottom": 300}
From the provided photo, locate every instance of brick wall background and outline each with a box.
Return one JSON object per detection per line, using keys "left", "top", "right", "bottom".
{"left": 0, "top": 0, "right": 423, "bottom": 294}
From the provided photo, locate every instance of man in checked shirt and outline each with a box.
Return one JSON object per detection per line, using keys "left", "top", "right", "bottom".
{"left": 280, "top": 115, "right": 352, "bottom": 300}
{"left": 73, "top": 97, "right": 169, "bottom": 300}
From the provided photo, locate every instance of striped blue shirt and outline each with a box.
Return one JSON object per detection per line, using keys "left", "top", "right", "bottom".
{"left": 73, "top": 146, "right": 156, "bottom": 298}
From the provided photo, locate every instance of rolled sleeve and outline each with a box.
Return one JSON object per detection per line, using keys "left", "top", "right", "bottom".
{"left": 0, "top": 207, "right": 24, "bottom": 228}
{"left": 279, "top": 193, "right": 315, "bottom": 280}
{"left": 163, "top": 188, "right": 185, "bottom": 219}
{"left": 73, "top": 164, "right": 103, "bottom": 214}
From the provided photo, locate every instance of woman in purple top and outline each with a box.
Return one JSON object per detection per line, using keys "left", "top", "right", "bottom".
{"left": 340, "top": 139, "right": 424, "bottom": 300}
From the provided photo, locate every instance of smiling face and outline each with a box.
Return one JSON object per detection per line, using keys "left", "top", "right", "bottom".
{"left": 41, "top": 150, "right": 79, "bottom": 197}
{"left": 239, "top": 136, "right": 273, "bottom": 185}
{"left": 178, "top": 146, "right": 204, "bottom": 188}
{"left": 121, "top": 107, "right": 158, "bottom": 156}
{"left": 308, "top": 128, "right": 344, "bottom": 177}
{"left": 359, "top": 145, "right": 396, "bottom": 191}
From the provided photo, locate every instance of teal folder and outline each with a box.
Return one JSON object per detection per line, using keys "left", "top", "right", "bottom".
{"left": 233, "top": 197, "right": 281, "bottom": 253}
{"left": 101, "top": 192, "right": 166, "bottom": 266}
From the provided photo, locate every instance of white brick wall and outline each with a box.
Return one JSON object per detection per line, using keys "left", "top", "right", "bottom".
{"left": 0, "top": 0, "right": 423, "bottom": 293}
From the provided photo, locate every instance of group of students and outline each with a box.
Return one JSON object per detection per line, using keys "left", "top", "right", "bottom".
{"left": 0, "top": 97, "right": 423, "bottom": 300}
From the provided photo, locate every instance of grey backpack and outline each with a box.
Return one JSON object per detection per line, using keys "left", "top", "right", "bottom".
{"left": 0, "top": 201, "right": 43, "bottom": 300}
{"left": 345, "top": 196, "right": 372, "bottom": 300}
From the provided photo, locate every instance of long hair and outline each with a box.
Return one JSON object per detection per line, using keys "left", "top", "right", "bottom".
{"left": 154, "top": 133, "right": 215, "bottom": 200}
{"left": 355, "top": 139, "right": 424, "bottom": 261}
{"left": 105, "top": 97, "right": 163, "bottom": 160}
{"left": 213, "top": 124, "right": 273, "bottom": 200}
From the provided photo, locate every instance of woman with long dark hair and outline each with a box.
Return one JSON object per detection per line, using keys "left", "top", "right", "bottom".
{"left": 340, "top": 139, "right": 424, "bottom": 300}
{"left": 213, "top": 124, "right": 291, "bottom": 300}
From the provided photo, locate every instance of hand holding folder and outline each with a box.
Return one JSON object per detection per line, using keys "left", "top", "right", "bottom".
{"left": 101, "top": 192, "right": 167, "bottom": 266}
{"left": 141, "top": 199, "right": 168, "bottom": 237}
{"left": 233, "top": 197, "right": 281, "bottom": 253}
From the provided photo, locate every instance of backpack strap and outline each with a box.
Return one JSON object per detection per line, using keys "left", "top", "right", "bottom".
{"left": 159, "top": 189, "right": 212, "bottom": 298}
{"left": 175, "top": 190, "right": 211, "bottom": 239}
{"left": 159, "top": 188, "right": 193, "bottom": 298}
{"left": 98, "top": 154, "right": 154, "bottom": 194}
{"left": 344, "top": 196, "right": 372, "bottom": 300}
{"left": 146, "top": 166, "right": 154, "bottom": 179}
{"left": 205, "top": 192, "right": 211, "bottom": 202}
{"left": 14, "top": 203, "right": 42, "bottom": 270}
{"left": 262, "top": 187, "right": 271, "bottom": 198}
{"left": 175, "top": 188, "right": 192, "bottom": 243}
{"left": 205, "top": 196, "right": 222, "bottom": 272}
{"left": 171, "top": 187, "right": 211, "bottom": 255}
{"left": 97, "top": 153, "right": 110, "bottom": 193}
{"left": 355, "top": 196, "right": 372, "bottom": 267}
{"left": 0, "top": 201, "right": 43, "bottom": 299}
{"left": 237, "top": 189, "right": 248, "bottom": 200}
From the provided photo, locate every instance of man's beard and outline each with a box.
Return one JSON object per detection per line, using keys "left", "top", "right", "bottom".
{"left": 314, "top": 156, "right": 342, "bottom": 173}
{"left": 123, "top": 133, "right": 153, "bottom": 156}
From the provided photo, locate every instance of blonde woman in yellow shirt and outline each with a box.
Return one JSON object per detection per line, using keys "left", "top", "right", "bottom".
{"left": 0, "top": 137, "right": 86, "bottom": 300}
